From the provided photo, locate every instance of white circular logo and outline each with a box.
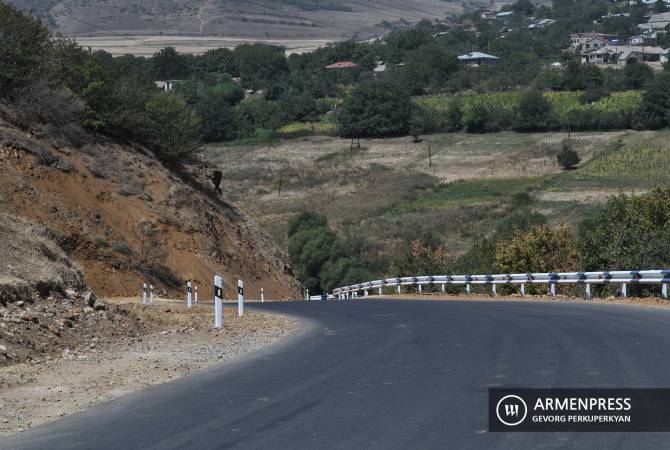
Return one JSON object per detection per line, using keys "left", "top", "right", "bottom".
{"left": 496, "top": 395, "right": 528, "bottom": 427}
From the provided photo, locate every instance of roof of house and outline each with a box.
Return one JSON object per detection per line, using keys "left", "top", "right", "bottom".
{"left": 457, "top": 52, "right": 500, "bottom": 61}
{"left": 496, "top": 11, "right": 514, "bottom": 17}
{"left": 325, "top": 61, "right": 359, "bottom": 69}
{"left": 571, "top": 32, "right": 620, "bottom": 40}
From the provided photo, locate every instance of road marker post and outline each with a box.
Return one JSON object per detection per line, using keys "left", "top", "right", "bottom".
{"left": 418, "top": 284, "right": 422, "bottom": 294}
{"left": 142, "top": 283, "right": 147, "bottom": 305}
{"left": 214, "top": 275, "right": 223, "bottom": 329}
{"left": 585, "top": 283, "right": 592, "bottom": 300}
{"left": 491, "top": 283, "right": 497, "bottom": 296}
{"left": 466, "top": 283, "right": 471, "bottom": 295}
{"left": 441, "top": 284, "right": 445, "bottom": 294}
{"left": 550, "top": 283, "right": 556, "bottom": 299}
{"left": 261, "top": 288, "right": 264, "bottom": 303}
{"left": 379, "top": 286, "right": 383, "bottom": 295}
{"left": 187, "top": 281, "right": 192, "bottom": 309}
{"left": 195, "top": 286, "right": 199, "bottom": 304}
{"left": 663, "top": 283, "right": 668, "bottom": 299}
{"left": 621, "top": 283, "right": 627, "bottom": 298}
{"left": 237, "top": 280, "right": 244, "bottom": 316}
{"left": 520, "top": 283, "right": 525, "bottom": 297}
{"left": 149, "top": 285, "right": 155, "bottom": 305}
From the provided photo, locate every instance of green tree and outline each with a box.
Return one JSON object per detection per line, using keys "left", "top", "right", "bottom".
{"left": 337, "top": 79, "right": 412, "bottom": 137}
{"left": 579, "top": 189, "right": 670, "bottom": 271}
{"left": 514, "top": 89, "right": 555, "bottom": 131}
{"left": 0, "top": 2, "right": 51, "bottom": 93}
{"left": 638, "top": 72, "right": 670, "bottom": 129}
{"left": 624, "top": 60, "right": 654, "bottom": 89}
{"left": 152, "top": 47, "right": 189, "bottom": 80}
{"left": 197, "top": 93, "right": 237, "bottom": 142}
{"left": 144, "top": 92, "right": 201, "bottom": 160}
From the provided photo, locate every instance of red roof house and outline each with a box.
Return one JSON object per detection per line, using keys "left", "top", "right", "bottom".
{"left": 325, "top": 61, "right": 359, "bottom": 69}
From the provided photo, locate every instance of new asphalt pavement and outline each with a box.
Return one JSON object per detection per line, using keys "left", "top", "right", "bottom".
{"left": 4, "top": 298, "right": 670, "bottom": 449}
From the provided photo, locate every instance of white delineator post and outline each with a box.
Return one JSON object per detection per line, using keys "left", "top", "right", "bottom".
{"left": 237, "top": 280, "right": 244, "bottom": 317}
{"left": 214, "top": 275, "right": 223, "bottom": 329}
{"left": 261, "top": 288, "right": 264, "bottom": 303}
{"left": 663, "top": 283, "right": 668, "bottom": 299}
{"left": 187, "top": 281, "right": 192, "bottom": 309}
{"left": 466, "top": 283, "right": 471, "bottom": 295}
{"left": 621, "top": 283, "right": 627, "bottom": 298}
{"left": 491, "top": 283, "right": 497, "bottom": 296}
{"left": 143, "top": 283, "right": 147, "bottom": 305}
{"left": 585, "top": 283, "right": 592, "bottom": 300}
{"left": 520, "top": 283, "right": 525, "bottom": 297}
{"left": 195, "top": 286, "right": 199, "bottom": 304}
{"left": 550, "top": 283, "right": 556, "bottom": 299}
{"left": 149, "top": 285, "right": 155, "bottom": 305}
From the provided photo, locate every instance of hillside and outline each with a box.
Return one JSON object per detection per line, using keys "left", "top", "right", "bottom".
{"left": 9, "top": 0, "right": 465, "bottom": 50}
{"left": 204, "top": 129, "right": 663, "bottom": 259}
{"left": 0, "top": 110, "right": 301, "bottom": 301}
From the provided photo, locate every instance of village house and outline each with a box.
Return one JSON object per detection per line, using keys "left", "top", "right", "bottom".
{"left": 154, "top": 80, "right": 180, "bottom": 92}
{"left": 638, "top": 12, "right": 670, "bottom": 35}
{"left": 569, "top": 32, "right": 621, "bottom": 51}
{"left": 581, "top": 44, "right": 669, "bottom": 69}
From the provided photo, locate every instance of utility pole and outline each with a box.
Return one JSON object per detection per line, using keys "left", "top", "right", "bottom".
{"left": 428, "top": 145, "right": 432, "bottom": 166}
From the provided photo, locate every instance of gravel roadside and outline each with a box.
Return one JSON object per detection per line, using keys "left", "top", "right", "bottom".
{"left": 0, "top": 299, "right": 300, "bottom": 436}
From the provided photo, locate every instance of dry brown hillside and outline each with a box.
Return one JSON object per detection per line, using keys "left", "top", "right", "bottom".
{"left": 0, "top": 114, "right": 301, "bottom": 301}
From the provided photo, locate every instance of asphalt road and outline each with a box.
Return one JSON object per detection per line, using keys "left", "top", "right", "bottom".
{"left": 5, "top": 299, "right": 670, "bottom": 449}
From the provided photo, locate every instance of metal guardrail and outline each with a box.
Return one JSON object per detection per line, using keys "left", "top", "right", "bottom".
{"left": 329, "top": 270, "right": 670, "bottom": 300}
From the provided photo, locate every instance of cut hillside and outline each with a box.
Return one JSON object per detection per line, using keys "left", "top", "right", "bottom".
{"left": 0, "top": 113, "right": 301, "bottom": 301}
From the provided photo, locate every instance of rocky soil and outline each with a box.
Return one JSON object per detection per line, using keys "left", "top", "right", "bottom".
{"left": 0, "top": 299, "right": 300, "bottom": 436}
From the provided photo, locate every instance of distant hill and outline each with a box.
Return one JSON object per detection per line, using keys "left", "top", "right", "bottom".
{"left": 8, "top": 0, "right": 464, "bottom": 41}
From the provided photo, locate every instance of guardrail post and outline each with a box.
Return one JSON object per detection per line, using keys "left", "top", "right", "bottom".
{"left": 491, "top": 283, "right": 496, "bottom": 296}
{"left": 621, "top": 283, "right": 627, "bottom": 298}
{"left": 214, "top": 275, "right": 223, "bottom": 329}
{"left": 520, "top": 283, "right": 525, "bottom": 297}
{"left": 187, "top": 281, "right": 192, "bottom": 309}
{"left": 142, "top": 283, "right": 147, "bottom": 305}
{"left": 550, "top": 283, "right": 556, "bottom": 299}
{"left": 585, "top": 283, "right": 591, "bottom": 300}
{"left": 441, "top": 284, "right": 445, "bottom": 293}
{"left": 663, "top": 283, "right": 668, "bottom": 299}
{"left": 466, "top": 283, "right": 471, "bottom": 295}
{"left": 237, "top": 280, "right": 244, "bottom": 316}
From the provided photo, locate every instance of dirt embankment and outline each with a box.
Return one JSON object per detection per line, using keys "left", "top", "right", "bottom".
{"left": 0, "top": 299, "right": 301, "bottom": 435}
{"left": 0, "top": 116, "right": 301, "bottom": 301}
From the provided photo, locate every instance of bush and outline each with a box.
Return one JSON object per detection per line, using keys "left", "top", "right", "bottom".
{"left": 112, "top": 241, "right": 133, "bottom": 256}
{"left": 556, "top": 141, "right": 580, "bottom": 170}
{"left": 495, "top": 224, "right": 581, "bottom": 273}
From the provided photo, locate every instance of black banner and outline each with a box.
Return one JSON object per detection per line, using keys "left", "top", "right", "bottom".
{"left": 237, "top": 286, "right": 244, "bottom": 295}
{"left": 214, "top": 286, "right": 223, "bottom": 298}
{"left": 490, "top": 389, "right": 670, "bottom": 432}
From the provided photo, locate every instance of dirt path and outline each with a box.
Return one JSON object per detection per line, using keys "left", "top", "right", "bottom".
{"left": 0, "top": 298, "right": 300, "bottom": 436}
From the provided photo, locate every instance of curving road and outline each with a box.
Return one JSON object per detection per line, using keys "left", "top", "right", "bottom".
{"left": 4, "top": 299, "right": 670, "bottom": 449}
